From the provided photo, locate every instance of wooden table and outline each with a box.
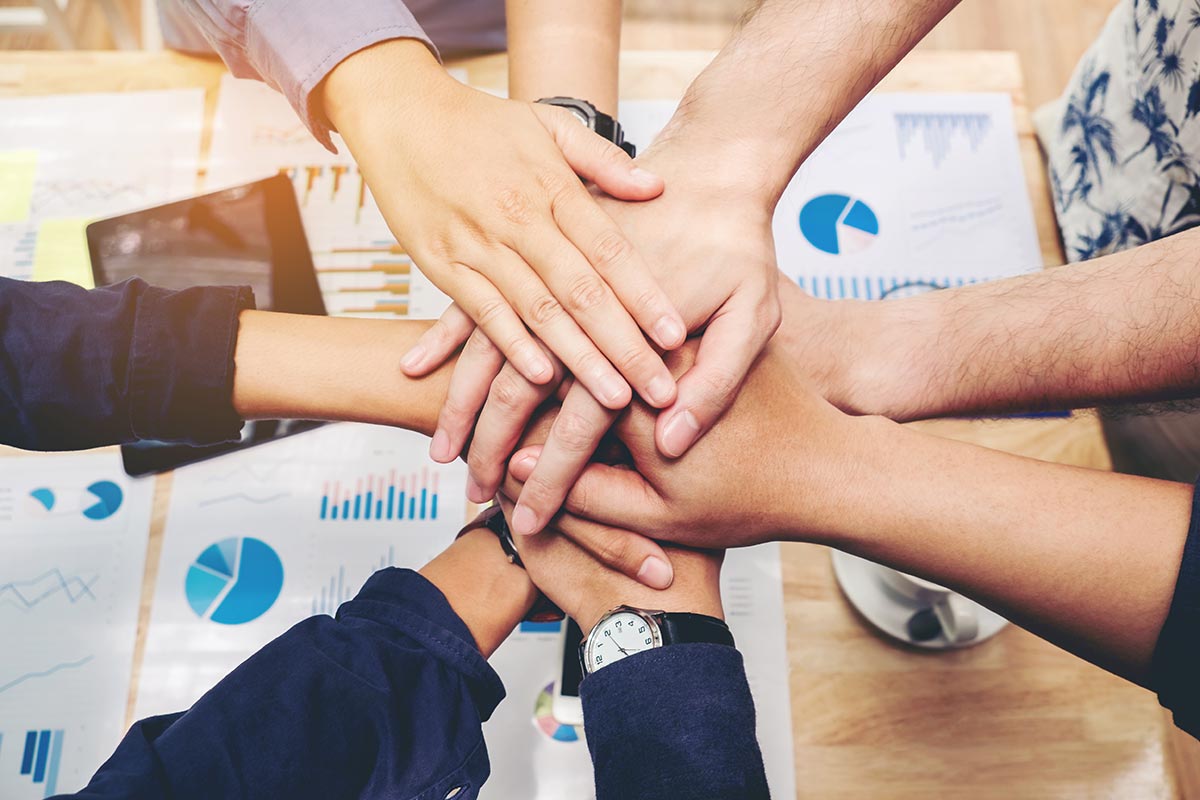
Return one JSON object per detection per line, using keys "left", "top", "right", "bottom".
{"left": 0, "top": 48, "right": 1187, "bottom": 798}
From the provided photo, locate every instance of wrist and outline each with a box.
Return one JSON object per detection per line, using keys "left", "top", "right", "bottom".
{"left": 637, "top": 132, "right": 781, "bottom": 214}
{"left": 573, "top": 560, "right": 724, "bottom": 634}
{"left": 322, "top": 38, "right": 454, "bottom": 136}
{"left": 420, "top": 528, "right": 538, "bottom": 657}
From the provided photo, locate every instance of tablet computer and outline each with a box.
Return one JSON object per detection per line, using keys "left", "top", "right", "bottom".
{"left": 87, "top": 174, "right": 326, "bottom": 476}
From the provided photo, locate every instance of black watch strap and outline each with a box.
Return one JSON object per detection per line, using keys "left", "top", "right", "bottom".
{"left": 457, "top": 504, "right": 523, "bottom": 568}
{"left": 657, "top": 612, "right": 735, "bottom": 648}
{"left": 535, "top": 96, "right": 636, "bottom": 157}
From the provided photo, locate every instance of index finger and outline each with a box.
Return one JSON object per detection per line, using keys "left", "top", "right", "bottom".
{"left": 509, "top": 382, "right": 617, "bottom": 537}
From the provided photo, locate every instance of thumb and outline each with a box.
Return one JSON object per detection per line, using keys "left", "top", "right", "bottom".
{"left": 533, "top": 104, "right": 664, "bottom": 201}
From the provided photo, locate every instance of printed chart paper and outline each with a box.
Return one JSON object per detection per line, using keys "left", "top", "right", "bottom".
{"left": 206, "top": 75, "right": 452, "bottom": 320}
{"left": 481, "top": 543, "right": 796, "bottom": 800}
{"left": 622, "top": 93, "right": 1043, "bottom": 299}
{"left": 0, "top": 90, "right": 204, "bottom": 284}
{"left": 0, "top": 452, "right": 153, "bottom": 798}
{"left": 135, "top": 423, "right": 468, "bottom": 718}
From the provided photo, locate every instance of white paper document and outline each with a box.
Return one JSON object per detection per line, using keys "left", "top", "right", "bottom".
{"left": 206, "top": 75, "right": 452, "bottom": 320}
{"left": 0, "top": 90, "right": 204, "bottom": 285}
{"left": 622, "top": 92, "right": 1042, "bottom": 299}
{"left": 0, "top": 452, "right": 153, "bottom": 798}
{"left": 135, "top": 423, "right": 468, "bottom": 718}
{"left": 481, "top": 543, "right": 795, "bottom": 800}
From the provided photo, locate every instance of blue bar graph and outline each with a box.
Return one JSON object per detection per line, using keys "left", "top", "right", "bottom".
{"left": 320, "top": 468, "right": 441, "bottom": 523}
{"left": 520, "top": 620, "right": 563, "bottom": 634}
{"left": 18, "top": 729, "right": 64, "bottom": 797}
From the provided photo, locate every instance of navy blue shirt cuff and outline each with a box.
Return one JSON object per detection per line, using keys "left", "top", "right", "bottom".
{"left": 580, "top": 643, "right": 769, "bottom": 800}
{"left": 1151, "top": 479, "right": 1200, "bottom": 738}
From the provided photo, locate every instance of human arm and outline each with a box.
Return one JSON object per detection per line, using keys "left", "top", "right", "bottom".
{"left": 496, "top": 497, "right": 769, "bottom": 799}
{"left": 508, "top": 343, "right": 1193, "bottom": 689}
{"left": 777, "top": 226, "right": 1200, "bottom": 420}
{"left": 67, "top": 529, "right": 534, "bottom": 799}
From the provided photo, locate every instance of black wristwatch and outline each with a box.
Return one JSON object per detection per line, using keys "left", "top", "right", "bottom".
{"left": 580, "top": 605, "right": 734, "bottom": 675}
{"left": 456, "top": 504, "right": 523, "bottom": 567}
{"left": 535, "top": 96, "right": 635, "bottom": 157}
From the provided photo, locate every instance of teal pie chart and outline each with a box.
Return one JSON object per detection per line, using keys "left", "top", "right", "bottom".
{"left": 799, "top": 194, "right": 880, "bottom": 255}
{"left": 82, "top": 480, "right": 123, "bottom": 520}
{"left": 185, "top": 537, "right": 284, "bottom": 625}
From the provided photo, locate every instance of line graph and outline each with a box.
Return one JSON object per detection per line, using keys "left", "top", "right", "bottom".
{"left": 0, "top": 656, "right": 93, "bottom": 695}
{"left": 0, "top": 569, "right": 98, "bottom": 612}
{"left": 198, "top": 491, "right": 290, "bottom": 508}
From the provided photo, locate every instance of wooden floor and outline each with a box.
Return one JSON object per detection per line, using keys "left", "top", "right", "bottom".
{"left": 0, "top": 0, "right": 1120, "bottom": 110}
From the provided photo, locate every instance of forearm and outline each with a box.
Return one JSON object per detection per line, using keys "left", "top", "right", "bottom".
{"left": 793, "top": 229, "right": 1200, "bottom": 420}
{"left": 800, "top": 414, "right": 1191, "bottom": 683}
{"left": 646, "top": 0, "right": 959, "bottom": 204}
{"left": 231, "top": 311, "right": 451, "bottom": 437}
{"left": 506, "top": 0, "right": 621, "bottom": 113}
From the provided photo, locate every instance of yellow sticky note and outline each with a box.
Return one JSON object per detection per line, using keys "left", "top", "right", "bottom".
{"left": 0, "top": 150, "right": 38, "bottom": 224}
{"left": 33, "top": 217, "right": 94, "bottom": 288}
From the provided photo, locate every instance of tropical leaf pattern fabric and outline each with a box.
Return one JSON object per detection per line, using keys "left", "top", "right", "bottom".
{"left": 1035, "top": 0, "right": 1200, "bottom": 261}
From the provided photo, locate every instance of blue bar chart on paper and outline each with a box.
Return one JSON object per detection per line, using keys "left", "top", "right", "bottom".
{"left": 319, "top": 468, "right": 441, "bottom": 522}
{"left": 13, "top": 729, "right": 64, "bottom": 798}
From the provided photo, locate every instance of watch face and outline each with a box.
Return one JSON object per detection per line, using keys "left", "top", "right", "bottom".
{"left": 585, "top": 610, "right": 660, "bottom": 672}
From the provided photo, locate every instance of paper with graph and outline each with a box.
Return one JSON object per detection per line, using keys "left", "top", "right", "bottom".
{"left": 622, "top": 93, "right": 1042, "bottom": 300}
{"left": 0, "top": 90, "right": 203, "bottom": 285}
{"left": 134, "top": 423, "right": 468, "bottom": 718}
{"left": 206, "top": 75, "right": 452, "bottom": 319}
{"left": 0, "top": 452, "right": 153, "bottom": 798}
{"left": 480, "top": 543, "right": 795, "bottom": 800}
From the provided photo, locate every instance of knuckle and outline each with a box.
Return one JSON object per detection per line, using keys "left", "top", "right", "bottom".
{"left": 589, "top": 230, "right": 633, "bottom": 272}
{"left": 698, "top": 367, "right": 741, "bottom": 403}
{"left": 494, "top": 187, "right": 535, "bottom": 226}
{"left": 611, "top": 341, "right": 655, "bottom": 376}
{"left": 564, "top": 274, "right": 610, "bottom": 314}
{"left": 597, "top": 534, "right": 636, "bottom": 571}
{"left": 527, "top": 293, "right": 564, "bottom": 326}
{"left": 536, "top": 169, "right": 576, "bottom": 204}
{"left": 474, "top": 297, "right": 510, "bottom": 328}
{"left": 488, "top": 371, "right": 530, "bottom": 411}
{"left": 464, "top": 330, "right": 498, "bottom": 357}
{"left": 553, "top": 410, "right": 600, "bottom": 452}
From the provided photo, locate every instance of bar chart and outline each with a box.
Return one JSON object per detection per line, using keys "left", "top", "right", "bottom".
{"left": 319, "top": 468, "right": 441, "bottom": 522}
{"left": 16, "top": 729, "right": 64, "bottom": 798}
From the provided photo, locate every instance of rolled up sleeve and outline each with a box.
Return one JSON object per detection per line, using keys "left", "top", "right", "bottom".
{"left": 0, "top": 277, "right": 252, "bottom": 451}
{"left": 177, "top": 0, "right": 438, "bottom": 150}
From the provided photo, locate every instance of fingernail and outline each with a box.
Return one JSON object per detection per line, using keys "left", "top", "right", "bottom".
{"left": 466, "top": 474, "right": 489, "bottom": 504}
{"left": 400, "top": 344, "right": 426, "bottom": 372}
{"left": 653, "top": 316, "right": 686, "bottom": 348}
{"left": 598, "top": 374, "right": 629, "bottom": 407}
{"left": 429, "top": 428, "right": 452, "bottom": 462}
{"left": 511, "top": 452, "right": 538, "bottom": 473}
{"left": 637, "top": 556, "right": 674, "bottom": 589}
{"left": 630, "top": 166, "right": 658, "bottom": 184}
{"left": 524, "top": 348, "right": 552, "bottom": 381}
{"left": 645, "top": 374, "right": 674, "bottom": 407}
{"left": 512, "top": 504, "right": 539, "bottom": 536}
{"left": 661, "top": 408, "right": 700, "bottom": 457}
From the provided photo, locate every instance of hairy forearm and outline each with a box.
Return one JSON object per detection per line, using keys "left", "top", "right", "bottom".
{"left": 231, "top": 311, "right": 451, "bottom": 436}
{"left": 647, "top": 0, "right": 959, "bottom": 205}
{"left": 506, "top": 0, "right": 621, "bottom": 112}
{"left": 799, "top": 415, "right": 1191, "bottom": 683}
{"left": 808, "top": 228, "right": 1200, "bottom": 420}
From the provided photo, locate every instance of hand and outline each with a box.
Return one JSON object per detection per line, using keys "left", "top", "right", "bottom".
{"left": 323, "top": 39, "right": 687, "bottom": 411}
{"left": 408, "top": 147, "right": 784, "bottom": 535}
{"left": 506, "top": 341, "right": 878, "bottom": 551}
{"left": 495, "top": 497, "right": 723, "bottom": 633}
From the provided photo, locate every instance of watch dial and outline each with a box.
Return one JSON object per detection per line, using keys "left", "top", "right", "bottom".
{"left": 586, "top": 611, "right": 658, "bottom": 671}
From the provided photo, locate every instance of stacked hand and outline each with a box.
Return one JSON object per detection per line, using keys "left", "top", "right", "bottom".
{"left": 402, "top": 144, "right": 783, "bottom": 538}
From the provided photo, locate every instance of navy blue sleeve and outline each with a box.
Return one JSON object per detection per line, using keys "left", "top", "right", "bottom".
{"left": 0, "top": 277, "right": 253, "bottom": 451}
{"left": 1151, "top": 480, "right": 1200, "bottom": 738}
{"left": 580, "top": 643, "right": 769, "bottom": 800}
{"left": 61, "top": 569, "right": 505, "bottom": 800}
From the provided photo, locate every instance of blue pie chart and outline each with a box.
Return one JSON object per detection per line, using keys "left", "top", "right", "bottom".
{"left": 82, "top": 480, "right": 123, "bottom": 520}
{"left": 185, "top": 537, "right": 284, "bottom": 625}
{"left": 799, "top": 194, "right": 880, "bottom": 255}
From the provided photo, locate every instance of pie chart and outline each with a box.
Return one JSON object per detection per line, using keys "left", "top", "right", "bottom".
{"left": 799, "top": 194, "right": 880, "bottom": 255}
{"left": 185, "top": 537, "right": 284, "bottom": 625}
{"left": 82, "top": 480, "right": 123, "bottom": 520}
